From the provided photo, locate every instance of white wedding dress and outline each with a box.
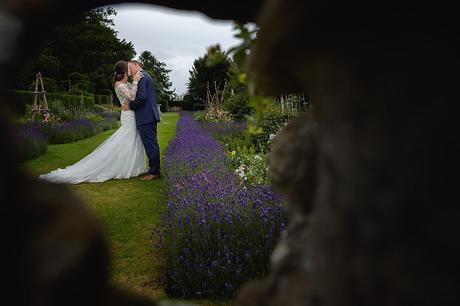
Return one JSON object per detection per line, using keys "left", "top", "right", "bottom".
{"left": 39, "top": 82, "right": 147, "bottom": 184}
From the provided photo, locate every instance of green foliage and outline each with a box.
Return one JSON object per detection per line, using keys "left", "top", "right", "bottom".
{"left": 98, "top": 110, "right": 121, "bottom": 121}
{"left": 228, "top": 23, "right": 281, "bottom": 135}
{"left": 215, "top": 129, "right": 271, "bottom": 186}
{"left": 67, "top": 72, "right": 90, "bottom": 83}
{"left": 89, "top": 65, "right": 114, "bottom": 95}
{"left": 251, "top": 108, "right": 293, "bottom": 153}
{"left": 159, "top": 100, "right": 168, "bottom": 112}
{"left": 18, "top": 53, "right": 63, "bottom": 88}
{"left": 185, "top": 45, "right": 231, "bottom": 109}
{"left": 214, "top": 107, "right": 292, "bottom": 154}
{"left": 28, "top": 77, "right": 59, "bottom": 93}
{"left": 94, "top": 94, "right": 111, "bottom": 105}
{"left": 223, "top": 93, "right": 252, "bottom": 121}
{"left": 67, "top": 72, "right": 95, "bottom": 94}
{"left": 228, "top": 151, "right": 270, "bottom": 185}
{"left": 52, "top": 92, "right": 95, "bottom": 110}
{"left": 8, "top": 90, "right": 97, "bottom": 123}
{"left": 82, "top": 112, "right": 105, "bottom": 122}
{"left": 219, "top": 132, "right": 254, "bottom": 153}
{"left": 193, "top": 111, "right": 206, "bottom": 122}
{"left": 138, "top": 51, "right": 176, "bottom": 109}
{"left": 18, "top": 133, "right": 48, "bottom": 162}
{"left": 6, "top": 90, "right": 30, "bottom": 115}
{"left": 17, "top": 7, "right": 135, "bottom": 94}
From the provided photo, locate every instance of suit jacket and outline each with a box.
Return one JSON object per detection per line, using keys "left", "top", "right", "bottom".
{"left": 128, "top": 70, "right": 160, "bottom": 126}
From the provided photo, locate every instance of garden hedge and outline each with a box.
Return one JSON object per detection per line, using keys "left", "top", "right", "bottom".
{"left": 8, "top": 90, "right": 96, "bottom": 115}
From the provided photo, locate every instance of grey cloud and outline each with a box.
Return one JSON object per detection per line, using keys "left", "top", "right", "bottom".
{"left": 110, "top": 3, "right": 240, "bottom": 94}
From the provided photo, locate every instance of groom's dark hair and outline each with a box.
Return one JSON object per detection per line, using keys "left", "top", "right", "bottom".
{"left": 128, "top": 60, "right": 143, "bottom": 68}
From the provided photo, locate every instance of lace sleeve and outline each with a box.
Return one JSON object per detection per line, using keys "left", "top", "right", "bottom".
{"left": 116, "top": 82, "right": 138, "bottom": 103}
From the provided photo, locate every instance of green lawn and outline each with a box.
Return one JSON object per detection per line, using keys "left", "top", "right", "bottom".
{"left": 24, "top": 112, "right": 233, "bottom": 305}
{"left": 24, "top": 112, "right": 178, "bottom": 299}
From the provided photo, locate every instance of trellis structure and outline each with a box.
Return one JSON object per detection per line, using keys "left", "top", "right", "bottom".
{"left": 31, "top": 72, "right": 51, "bottom": 121}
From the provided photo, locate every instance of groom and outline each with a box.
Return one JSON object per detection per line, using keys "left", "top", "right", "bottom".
{"left": 123, "top": 60, "right": 161, "bottom": 180}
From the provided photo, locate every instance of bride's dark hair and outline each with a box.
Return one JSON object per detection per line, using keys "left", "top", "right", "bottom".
{"left": 113, "top": 61, "right": 128, "bottom": 88}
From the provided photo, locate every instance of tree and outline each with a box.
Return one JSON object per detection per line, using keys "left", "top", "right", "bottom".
{"left": 18, "top": 7, "right": 136, "bottom": 94}
{"left": 185, "top": 44, "right": 231, "bottom": 109}
{"left": 138, "top": 51, "right": 175, "bottom": 111}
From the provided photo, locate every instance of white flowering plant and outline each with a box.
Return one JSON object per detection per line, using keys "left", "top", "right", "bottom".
{"left": 228, "top": 149, "right": 270, "bottom": 185}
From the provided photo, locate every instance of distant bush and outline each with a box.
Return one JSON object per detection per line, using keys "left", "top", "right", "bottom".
{"left": 223, "top": 93, "right": 252, "bottom": 121}
{"left": 159, "top": 100, "right": 168, "bottom": 112}
{"left": 168, "top": 100, "right": 183, "bottom": 107}
{"left": 28, "top": 77, "right": 59, "bottom": 93}
{"left": 67, "top": 72, "right": 90, "bottom": 82}
{"left": 168, "top": 106, "right": 182, "bottom": 112}
{"left": 67, "top": 72, "right": 95, "bottom": 94}
{"left": 251, "top": 108, "right": 295, "bottom": 153}
{"left": 94, "top": 95, "right": 111, "bottom": 105}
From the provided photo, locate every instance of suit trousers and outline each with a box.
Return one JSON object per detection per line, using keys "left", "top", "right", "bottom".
{"left": 138, "top": 122, "right": 160, "bottom": 175}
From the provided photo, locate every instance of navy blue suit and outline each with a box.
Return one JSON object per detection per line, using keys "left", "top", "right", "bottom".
{"left": 129, "top": 70, "right": 161, "bottom": 175}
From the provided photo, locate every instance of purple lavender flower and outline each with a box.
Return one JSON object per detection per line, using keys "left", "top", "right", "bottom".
{"left": 163, "top": 112, "right": 287, "bottom": 299}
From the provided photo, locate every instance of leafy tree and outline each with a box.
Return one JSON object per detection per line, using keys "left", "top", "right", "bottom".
{"left": 185, "top": 44, "right": 231, "bottom": 109}
{"left": 28, "top": 77, "right": 59, "bottom": 93}
{"left": 18, "top": 53, "right": 63, "bottom": 90}
{"left": 138, "top": 51, "right": 176, "bottom": 111}
{"left": 18, "top": 7, "right": 135, "bottom": 94}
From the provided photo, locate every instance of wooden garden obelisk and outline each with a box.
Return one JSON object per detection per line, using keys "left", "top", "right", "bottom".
{"left": 31, "top": 72, "right": 50, "bottom": 121}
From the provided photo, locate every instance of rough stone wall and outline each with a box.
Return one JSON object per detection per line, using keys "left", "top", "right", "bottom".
{"left": 2, "top": 0, "right": 459, "bottom": 305}
{"left": 237, "top": 1, "right": 460, "bottom": 305}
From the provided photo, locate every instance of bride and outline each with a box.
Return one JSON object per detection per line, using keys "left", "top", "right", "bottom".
{"left": 39, "top": 61, "right": 147, "bottom": 184}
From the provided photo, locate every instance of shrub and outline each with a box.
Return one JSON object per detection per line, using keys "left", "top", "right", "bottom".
{"left": 193, "top": 111, "right": 206, "bottom": 122}
{"left": 98, "top": 111, "right": 121, "bottom": 121}
{"left": 251, "top": 108, "right": 294, "bottom": 153}
{"left": 168, "top": 106, "right": 182, "bottom": 112}
{"left": 17, "top": 125, "right": 48, "bottom": 161}
{"left": 228, "top": 151, "right": 270, "bottom": 185}
{"left": 163, "top": 112, "right": 286, "bottom": 299}
{"left": 223, "top": 93, "right": 252, "bottom": 121}
{"left": 28, "top": 77, "right": 59, "bottom": 93}
{"left": 82, "top": 112, "right": 105, "bottom": 123}
{"left": 169, "top": 100, "right": 183, "bottom": 108}
{"left": 8, "top": 90, "right": 96, "bottom": 117}
{"left": 48, "top": 92, "right": 95, "bottom": 110}
{"left": 97, "top": 118, "right": 119, "bottom": 131}
{"left": 67, "top": 72, "right": 90, "bottom": 82}
{"left": 159, "top": 100, "right": 169, "bottom": 112}
{"left": 21, "top": 117, "right": 118, "bottom": 146}
{"left": 7, "top": 90, "right": 34, "bottom": 115}
{"left": 94, "top": 95, "right": 111, "bottom": 105}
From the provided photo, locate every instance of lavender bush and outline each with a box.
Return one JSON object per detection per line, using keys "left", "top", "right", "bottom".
{"left": 17, "top": 125, "right": 48, "bottom": 161}
{"left": 17, "top": 117, "right": 119, "bottom": 161}
{"left": 22, "top": 118, "right": 118, "bottom": 145}
{"left": 163, "top": 112, "right": 287, "bottom": 299}
{"left": 200, "top": 120, "right": 247, "bottom": 137}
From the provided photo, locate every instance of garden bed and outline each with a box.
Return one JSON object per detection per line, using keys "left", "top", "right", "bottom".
{"left": 17, "top": 116, "right": 119, "bottom": 161}
{"left": 162, "top": 112, "right": 287, "bottom": 299}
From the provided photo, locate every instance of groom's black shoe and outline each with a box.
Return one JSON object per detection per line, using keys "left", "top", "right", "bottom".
{"left": 140, "top": 174, "right": 161, "bottom": 181}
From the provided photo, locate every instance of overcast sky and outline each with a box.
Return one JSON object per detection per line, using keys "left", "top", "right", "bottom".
{"left": 109, "top": 3, "right": 241, "bottom": 95}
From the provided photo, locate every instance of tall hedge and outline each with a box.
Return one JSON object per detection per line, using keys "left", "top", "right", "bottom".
{"left": 8, "top": 90, "right": 96, "bottom": 115}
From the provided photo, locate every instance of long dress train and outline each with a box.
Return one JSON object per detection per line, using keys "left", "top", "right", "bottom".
{"left": 39, "top": 82, "right": 147, "bottom": 184}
